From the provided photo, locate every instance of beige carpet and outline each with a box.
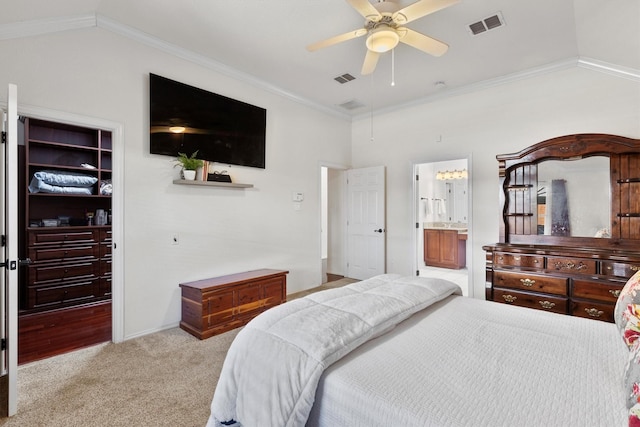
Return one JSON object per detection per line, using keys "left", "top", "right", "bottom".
{"left": 0, "top": 278, "right": 356, "bottom": 427}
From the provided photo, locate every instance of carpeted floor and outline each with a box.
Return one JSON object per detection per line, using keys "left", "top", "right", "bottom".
{"left": 1, "top": 278, "right": 356, "bottom": 427}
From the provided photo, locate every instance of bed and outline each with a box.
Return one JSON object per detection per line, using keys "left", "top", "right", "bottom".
{"left": 206, "top": 272, "right": 640, "bottom": 427}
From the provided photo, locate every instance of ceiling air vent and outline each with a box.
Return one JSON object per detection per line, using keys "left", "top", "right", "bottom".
{"left": 338, "top": 100, "right": 365, "bottom": 110}
{"left": 334, "top": 73, "right": 356, "bottom": 84}
{"left": 467, "top": 12, "right": 505, "bottom": 35}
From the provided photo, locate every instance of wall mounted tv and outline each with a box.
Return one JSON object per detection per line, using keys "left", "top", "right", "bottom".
{"left": 149, "top": 73, "right": 267, "bottom": 169}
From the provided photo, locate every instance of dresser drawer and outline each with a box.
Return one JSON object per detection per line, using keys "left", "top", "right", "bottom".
{"left": 601, "top": 261, "right": 640, "bottom": 279}
{"left": 28, "top": 244, "right": 98, "bottom": 263}
{"left": 494, "top": 252, "right": 544, "bottom": 268}
{"left": 572, "top": 279, "right": 623, "bottom": 303}
{"left": 100, "top": 258, "right": 112, "bottom": 277}
{"left": 28, "top": 229, "right": 99, "bottom": 246}
{"left": 26, "top": 278, "right": 99, "bottom": 309}
{"left": 27, "top": 261, "right": 99, "bottom": 284}
{"left": 571, "top": 299, "right": 614, "bottom": 322}
{"left": 493, "top": 288, "right": 568, "bottom": 315}
{"left": 494, "top": 271, "right": 567, "bottom": 295}
{"left": 547, "top": 257, "right": 596, "bottom": 275}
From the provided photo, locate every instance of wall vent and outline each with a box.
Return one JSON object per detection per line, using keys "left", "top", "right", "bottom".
{"left": 338, "top": 100, "right": 365, "bottom": 110}
{"left": 467, "top": 12, "right": 505, "bottom": 35}
{"left": 334, "top": 73, "right": 356, "bottom": 84}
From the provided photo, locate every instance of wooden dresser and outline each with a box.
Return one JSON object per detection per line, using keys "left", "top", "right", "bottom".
{"left": 179, "top": 269, "right": 288, "bottom": 339}
{"left": 483, "top": 134, "right": 640, "bottom": 322}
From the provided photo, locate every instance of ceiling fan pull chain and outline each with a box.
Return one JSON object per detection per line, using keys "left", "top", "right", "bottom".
{"left": 391, "top": 48, "right": 396, "bottom": 86}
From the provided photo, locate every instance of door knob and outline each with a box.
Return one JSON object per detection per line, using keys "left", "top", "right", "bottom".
{"left": 374, "top": 228, "right": 384, "bottom": 233}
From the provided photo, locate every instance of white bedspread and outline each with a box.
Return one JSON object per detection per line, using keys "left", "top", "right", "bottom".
{"left": 207, "top": 274, "right": 461, "bottom": 427}
{"left": 307, "top": 294, "right": 628, "bottom": 426}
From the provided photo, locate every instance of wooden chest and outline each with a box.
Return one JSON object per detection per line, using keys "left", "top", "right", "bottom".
{"left": 179, "top": 269, "right": 288, "bottom": 339}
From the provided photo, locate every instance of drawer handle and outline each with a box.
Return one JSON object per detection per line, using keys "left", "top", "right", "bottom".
{"left": 502, "top": 294, "right": 517, "bottom": 303}
{"left": 609, "top": 289, "right": 621, "bottom": 298}
{"left": 585, "top": 308, "right": 604, "bottom": 318}
{"left": 513, "top": 256, "right": 521, "bottom": 261}
{"left": 632, "top": 266, "right": 640, "bottom": 271}
{"left": 539, "top": 301, "right": 556, "bottom": 309}
{"left": 520, "top": 278, "right": 535, "bottom": 287}
{"left": 554, "top": 261, "right": 587, "bottom": 271}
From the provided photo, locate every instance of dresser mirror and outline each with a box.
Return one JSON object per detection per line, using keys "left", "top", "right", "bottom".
{"left": 484, "top": 134, "right": 640, "bottom": 321}
{"left": 536, "top": 156, "right": 610, "bottom": 238}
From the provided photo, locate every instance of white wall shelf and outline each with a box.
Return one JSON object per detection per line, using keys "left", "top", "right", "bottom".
{"left": 172, "top": 179, "right": 253, "bottom": 189}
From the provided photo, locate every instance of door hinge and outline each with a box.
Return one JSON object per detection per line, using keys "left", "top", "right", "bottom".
{"left": 1, "top": 235, "right": 5, "bottom": 247}
{"left": 1, "top": 131, "right": 6, "bottom": 144}
{"left": 416, "top": 222, "right": 419, "bottom": 229}
{"left": 1, "top": 339, "right": 5, "bottom": 351}
{"left": 416, "top": 174, "right": 419, "bottom": 181}
{"left": 416, "top": 270, "right": 419, "bottom": 276}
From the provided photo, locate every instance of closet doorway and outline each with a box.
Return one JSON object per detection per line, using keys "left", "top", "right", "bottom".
{"left": 15, "top": 107, "right": 123, "bottom": 364}
{"left": 414, "top": 159, "right": 471, "bottom": 296}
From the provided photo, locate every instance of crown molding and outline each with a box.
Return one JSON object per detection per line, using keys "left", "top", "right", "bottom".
{"left": 354, "top": 57, "right": 640, "bottom": 120}
{"left": 95, "top": 15, "right": 351, "bottom": 121}
{"left": 0, "top": 13, "right": 95, "bottom": 40}
{"left": 577, "top": 57, "right": 640, "bottom": 82}
{"left": 1, "top": 14, "right": 637, "bottom": 121}
{"left": 354, "top": 58, "right": 580, "bottom": 120}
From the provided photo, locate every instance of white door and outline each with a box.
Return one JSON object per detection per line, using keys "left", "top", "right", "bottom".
{"left": 1, "top": 84, "right": 19, "bottom": 416}
{"left": 346, "top": 166, "right": 386, "bottom": 280}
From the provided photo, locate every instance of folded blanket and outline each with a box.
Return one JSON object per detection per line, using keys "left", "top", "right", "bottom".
{"left": 29, "top": 170, "right": 97, "bottom": 194}
{"left": 208, "top": 274, "right": 461, "bottom": 427}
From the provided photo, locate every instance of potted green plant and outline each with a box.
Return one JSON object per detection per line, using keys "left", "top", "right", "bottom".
{"left": 174, "top": 151, "right": 204, "bottom": 180}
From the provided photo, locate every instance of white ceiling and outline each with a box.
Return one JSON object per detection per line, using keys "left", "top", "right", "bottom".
{"left": 2, "top": 0, "right": 639, "bottom": 118}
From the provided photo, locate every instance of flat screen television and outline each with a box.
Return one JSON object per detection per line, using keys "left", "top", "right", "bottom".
{"left": 149, "top": 73, "right": 267, "bottom": 169}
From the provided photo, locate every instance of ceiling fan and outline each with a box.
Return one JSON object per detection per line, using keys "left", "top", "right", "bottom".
{"left": 307, "top": 0, "right": 459, "bottom": 75}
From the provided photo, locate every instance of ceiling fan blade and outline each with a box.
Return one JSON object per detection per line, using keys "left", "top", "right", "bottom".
{"left": 306, "top": 28, "right": 367, "bottom": 52}
{"left": 346, "top": 0, "right": 382, "bottom": 22}
{"left": 361, "top": 50, "right": 380, "bottom": 75}
{"left": 398, "top": 28, "right": 448, "bottom": 56}
{"left": 393, "top": 0, "right": 459, "bottom": 24}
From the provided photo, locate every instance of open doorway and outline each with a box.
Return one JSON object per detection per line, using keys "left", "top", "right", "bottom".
{"left": 414, "top": 159, "right": 471, "bottom": 296}
{"left": 320, "top": 165, "right": 347, "bottom": 284}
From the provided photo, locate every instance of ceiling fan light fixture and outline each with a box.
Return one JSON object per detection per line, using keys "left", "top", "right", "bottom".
{"left": 366, "top": 26, "right": 400, "bottom": 53}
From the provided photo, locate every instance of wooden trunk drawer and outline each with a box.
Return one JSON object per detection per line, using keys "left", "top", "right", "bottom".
{"left": 263, "top": 277, "right": 286, "bottom": 309}
{"left": 494, "top": 271, "right": 567, "bottom": 295}
{"left": 204, "top": 290, "right": 235, "bottom": 324}
{"left": 572, "top": 279, "right": 623, "bottom": 303}
{"left": 601, "top": 261, "right": 640, "bottom": 279}
{"left": 236, "top": 283, "right": 263, "bottom": 319}
{"left": 493, "top": 288, "right": 568, "bottom": 315}
{"left": 494, "top": 252, "right": 544, "bottom": 268}
{"left": 547, "top": 257, "right": 596, "bottom": 275}
{"left": 571, "top": 299, "right": 614, "bottom": 322}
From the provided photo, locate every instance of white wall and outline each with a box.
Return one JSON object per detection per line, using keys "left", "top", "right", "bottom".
{"left": 351, "top": 67, "right": 640, "bottom": 298}
{"left": 0, "top": 27, "right": 351, "bottom": 338}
